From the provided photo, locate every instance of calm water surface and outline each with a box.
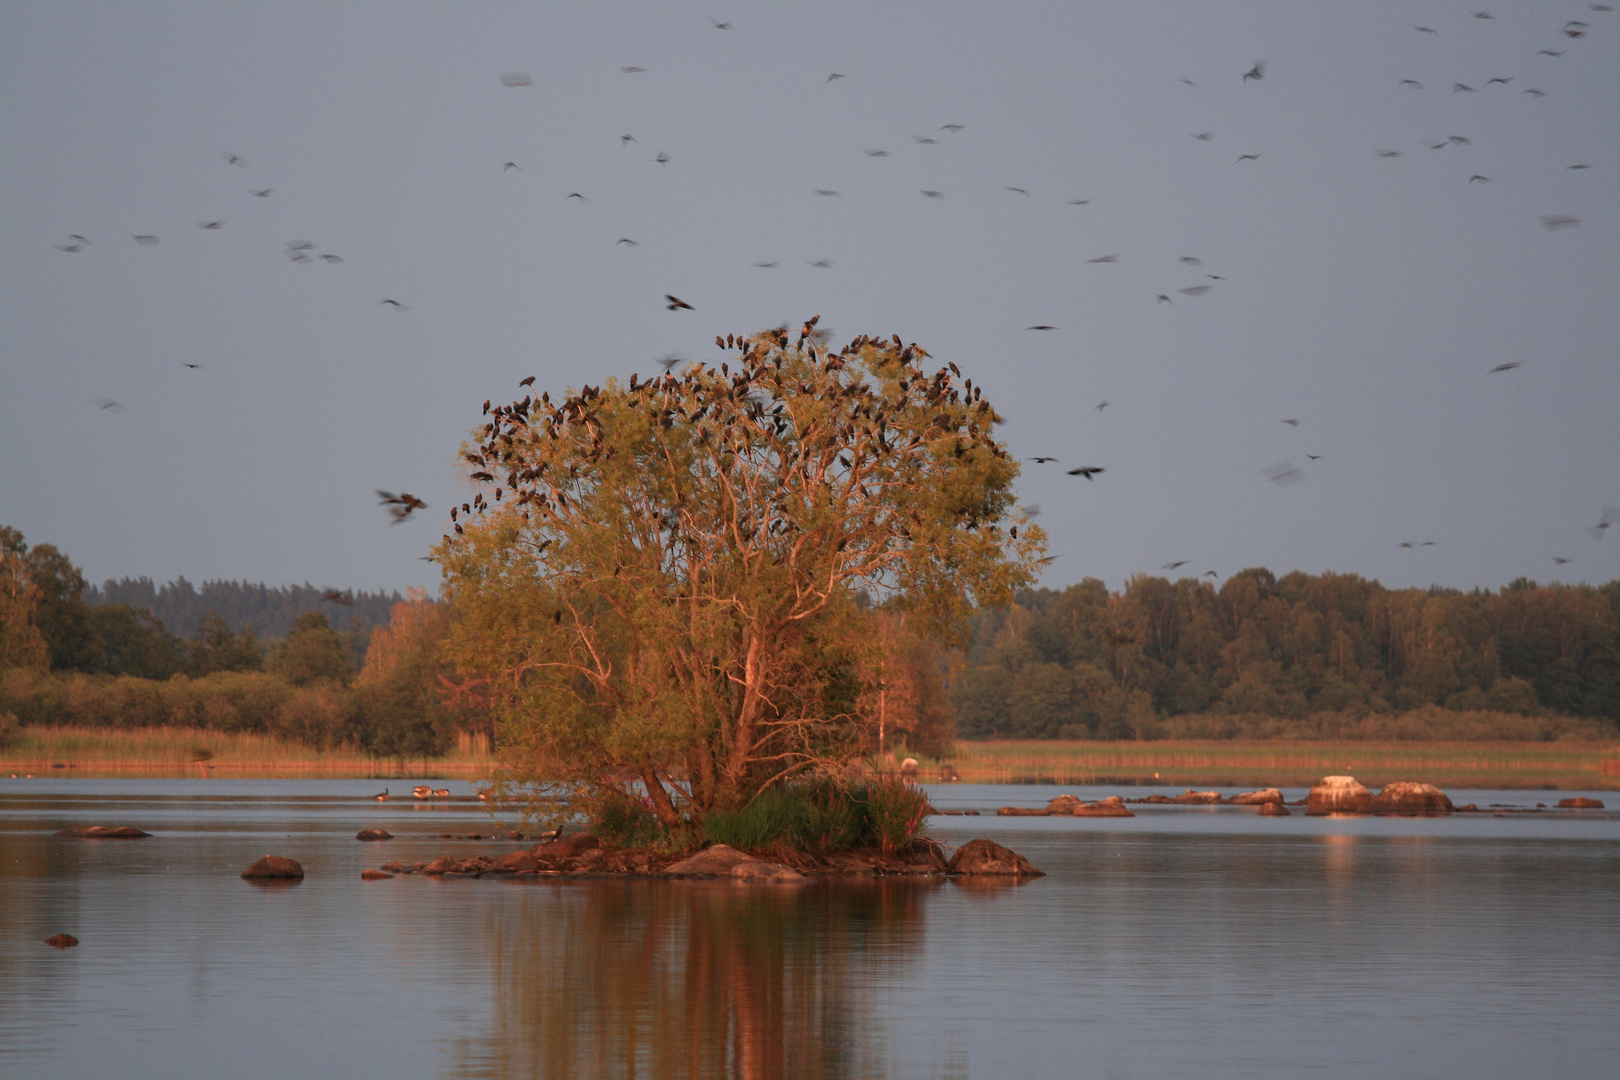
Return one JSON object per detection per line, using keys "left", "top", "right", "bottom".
{"left": 2, "top": 779, "right": 1617, "bottom": 1079}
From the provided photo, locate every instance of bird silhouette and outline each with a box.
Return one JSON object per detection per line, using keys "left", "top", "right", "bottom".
{"left": 1523, "top": 87, "right": 1547, "bottom": 97}
{"left": 753, "top": 260, "right": 778, "bottom": 268}
{"left": 502, "top": 161, "right": 520, "bottom": 171}
{"left": 1553, "top": 557, "right": 1572, "bottom": 565}
{"left": 1415, "top": 25, "right": 1438, "bottom": 34}
{"left": 1067, "top": 466, "right": 1104, "bottom": 479}
{"left": 914, "top": 136, "right": 937, "bottom": 144}
{"left": 655, "top": 152, "right": 670, "bottom": 165}
{"left": 221, "top": 152, "right": 248, "bottom": 167}
{"left": 249, "top": 188, "right": 272, "bottom": 197}
{"left": 57, "top": 243, "right": 83, "bottom": 253}
{"left": 1487, "top": 77, "right": 1513, "bottom": 85}
{"left": 1585, "top": 508, "right": 1618, "bottom": 540}
{"left": 181, "top": 363, "right": 202, "bottom": 369}
{"left": 1453, "top": 83, "right": 1476, "bottom": 92}
{"left": 1157, "top": 294, "right": 1174, "bottom": 305}
{"left": 1242, "top": 60, "right": 1266, "bottom": 82}
{"left": 1190, "top": 132, "right": 1214, "bottom": 141}
{"left": 1237, "top": 153, "right": 1262, "bottom": 162}
{"left": 940, "top": 124, "right": 964, "bottom": 132}
{"left": 1179, "top": 285, "right": 1211, "bottom": 296}
{"left": 519, "top": 376, "right": 536, "bottom": 387}
{"left": 1537, "top": 49, "right": 1565, "bottom": 56}
{"left": 499, "top": 72, "right": 532, "bottom": 87}
{"left": 321, "top": 590, "right": 355, "bottom": 606}
{"left": 1488, "top": 362, "right": 1522, "bottom": 373}
{"left": 1400, "top": 79, "right": 1423, "bottom": 88}
{"left": 1567, "top": 164, "right": 1592, "bottom": 170}
{"left": 865, "top": 149, "right": 890, "bottom": 157}
{"left": 132, "top": 235, "right": 160, "bottom": 245}
{"left": 922, "top": 190, "right": 943, "bottom": 199}
{"left": 1162, "top": 560, "right": 1189, "bottom": 571}
{"left": 665, "top": 295, "right": 694, "bottom": 311}
{"left": 1179, "top": 256, "right": 1202, "bottom": 265}
{"left": 810, "top": 259, "right": 833, "bottom": 268}
{"left": 1026, "top": 325, "right": 1058, "bottom": 331}
{"left": 1006, "top": 186, "right": 1029, "bottom": 195}
{"left": 93, "top": 398, "right": 125, "bottom": 412}
{"left": 1541, "top": 215, "right": 1580, "bottom": 229}
{"left": 1470, "top": 174, "right": 1492, "bottom": 183}
{"left": 1204, "top": 570, "right": 1219, "bottom": 578}
{"left": 376, "top": 491, "right": 427, "bottom": 523}
{"left": 657, "top": 354, "right": 684, "bottom": 372}
{"left": 1095, "top": 401, "right": 1109, "bottom": 412}
{"left": 814, "top": 189, "right": 840, "bottom": 196}
{"left": 379, "top": 299, "right": 407, "bottom": 310}
{"left": 1306, "top": 453, "right": 1323, "bottom": 461}
{"left": 617, "top": 238, "right": 638, "bottom": 246}
{"left": 1473, "top": 11, "right": 1493, "bottom": 19}
{"left": 621, "top": 134, "right": 636, "bottom": 145}
{"left": 710, "top": 18, "right": 732, "bottom": 29}
{"left": 1086, "top": 253, "right": 1120, "bottom": 263}
{"left": 1067, "top": 198, "right": 1092, "bottom": 205}
{"left": 622, "top": 66, "right": 647, "bottom": 74}
{"left": 198, "top": 221, "right": 224, "bottom": 229}
{"left": 1282, "top": 418, "right": 1300, "bottom": 426}
{"left": 1263, "top": 463, "right": 1304, "bottom": 486}
{"left": 1029, "top": 457, "right": 1058, "bottom": 464}
{"left": 826, "top": 73, "right": 844, "bottom": 82}
{"left": 1377, "top": 150, "right": 1402, "bottom": 158}
{"left": 567, "top": 192, "right": 588, "bottom": 201}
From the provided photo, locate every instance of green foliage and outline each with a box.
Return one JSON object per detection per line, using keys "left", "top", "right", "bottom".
{"left": 187, "top": 613, "right": 263, "bottom": 675}
{"left": 955, "top": 571, "right": 1620, "bottom": 737}
{"left": 442, "top": 325, "right": 1041, "bottom": 828}
{"left": 88, "top": 604, "right": 185, "bottom": 679}
{"left": 1, "top": 526, "right": 98, "bottom": 671}
{"left": 87, "top": 576, "right": 402, "bottom": 640}
{"left": 267, "top": 611, "right": 353, "bottom": 686}
{"left": 591, "top": 793, "right": 666, "bottom": 849}
{"left": 701, "top": 775, "right": 931, "bottom": 855}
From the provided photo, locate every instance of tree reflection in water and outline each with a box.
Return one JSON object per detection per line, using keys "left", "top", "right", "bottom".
{"left": 451, "top": 878, "right": 937, "bottom": 1080}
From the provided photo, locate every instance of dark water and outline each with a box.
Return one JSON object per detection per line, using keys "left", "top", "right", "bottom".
{"left": 2, "top": 780, "right": 1617, "bottom": 1079}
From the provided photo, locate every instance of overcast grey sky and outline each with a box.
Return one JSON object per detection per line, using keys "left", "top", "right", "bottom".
{"left": 2, "top": 1, "right": 1615, "bottom": 597}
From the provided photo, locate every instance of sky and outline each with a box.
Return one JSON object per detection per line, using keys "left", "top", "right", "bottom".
{"left": 1, "top": 1, "right": 1615, "bottom": 598}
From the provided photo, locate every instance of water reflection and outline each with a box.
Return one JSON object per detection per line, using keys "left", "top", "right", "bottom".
{"left": 452, "top": 880, "right": 935, "bottom": 1080}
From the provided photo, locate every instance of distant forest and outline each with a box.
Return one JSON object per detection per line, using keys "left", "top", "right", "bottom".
{"left": 86, "top": 578, "right": 404, "bottom": 639}
{"left": 953, "top": 569, "right": 1620, "bottom": 739}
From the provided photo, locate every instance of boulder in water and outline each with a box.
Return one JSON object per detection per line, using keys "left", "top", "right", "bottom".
{"left": 1045, "top": 794, "right": 1085, "bottom": 814}
{"left": 356, "top": 828, "right": 393, "bottom": 841}
{"left": 1230, "top": 788, "right": 1284, "bottom": 805}
{"left": 1307, "top": 776, "right": 1373, "bottom": 815}
{"left": 360, "top": 869, "right": 395, "bottom": 880}
{"left": 1369, "top": 781, "right": 1453, "bottom": 814}
{"left": 241, "top": 855, "right": 304, "bottom": 879}
{"left": 44, "top": 933, "right": 79, "bottom": 948}
{"left": 730, "top": 861, "right": 809, "bottom": 883}
{"left": 664, "top": 844, "right": 762, "bottom": 877}
{"left": 947, "top": 839, "right": 1044, "bottom": 877}
{"left": 1257, "top": 802, "right": 1292, "bottom": 816}
{"left": 1558, "top": 797, "right": 1604, "bottom": 809}
{"left": 1173, "top": 789, "right": 1222, "bottom": 804}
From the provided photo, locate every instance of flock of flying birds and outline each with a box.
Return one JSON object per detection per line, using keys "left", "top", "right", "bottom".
{"left": 54, "top": 7, "right": 1611, "bottom": 581}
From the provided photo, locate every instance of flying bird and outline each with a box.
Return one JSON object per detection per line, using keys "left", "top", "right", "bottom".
{"left": 1553, "top": 557, "right": 1572, "bottom": 565}
{"left": 1377, "top": 150, "right": 1401, "bottom": 158}
{"left": 379, "top": 299, "right": 407, "bottom": 309}
{"left": 1067, "top": 198, "right": 1092, "bottom": 205}
{"left": 655, "top": 152, "right": 670, "bottom": 165}
{"left": 1473, "top": 10, "right": 1493, "bottom": 19}
{"left": 1237, "top": 153, "right": 1262, "bottom": 162}
{"left": 1453, "top": 83, "right": 1476, "bottom": 92}
{"left": 617, "top": 237, "right": 638, "bottom": 246}
{"left": 826, "top": 73, "right": 844, "bottom": 82}
{"left": 57, "top": 243, "right": 83, "bottom": 253}
{"left": 1179, "top": 256, "right": 1202, "bottom": 265}
{"left": 1541, "top": 215, "right": 1580, "bottom": 229}
{"left": 921, "top": 190, "right": 943, "bottom": 199}
{"left": 376, "top": 490, "right": 427, "bottom": 524}
{"left": 221, "top": 152, "right": 248, "bottom": 167}
{"left": 93, "top": 398, "right": 125, "bottom": 412}
{"left": 1282, "top": 418, "right": 1300, "bottom": 426}
{"left": 1086, "top": 253, "right": 1120, "bottom": 263}
{"left": 1095, "top": 401, "right": 1109, "bottom": 412}
{"left": 1537, "top": 49, "right": 1565, "bottom": 56}
{"left": 1204, "top": 571, "right": 1218, "bottom": 578}
{"left": 1523, "top": 87, "right": 1547, "bottom": 97}
{"left": 1567, "top": 164, "right": 1592, "bottom": 170}
{"left": 710, "top": 18, "right": 732, "bottom": 29}
{"left": 1067, "top": 466, "right": 1104, "bottom": 479}
{"left": 1157, "top": 294, "right": 1174, "bottom": 305}
{"left": 1449, "top": 135, "right": 1471, "bottom": 145}
{"left": 1263, "top": 462, "right": 1304, "bottom": 486}
{"left": 1400, "top": 79, "right": 1423, "bottom": 88}
{"left": 1029, "top": 457, "right": 1058, "bottom": 464}
{"left": 181, "top": 362, "right": 202, "bottom": 369}
{"left": 198, "top": 220, "right": 224, "bottom": 229}
{"left": 940, "top": 124, "right": 964, "bottom": 132}
{"left": 1488, "top": 362, "right": 1522, "bottom": 373}
{"left": 665, "top": 294, "right": 694, "bottom": 311}
{"left": 1006, "top": 186, "right": 1029, "bottom": 195}
{"left": 1306, "top": 453, "right": 1323, "bottom": 461}
{"left": 657, "top": 353, "right": 685, "bottom": 372}
{"left": 499, "top": 72, "right": 532, "bottom": 87}
{"left": 809, "top": 259, "right": 833, "bottom": 268}
{"left": 620, "top": 134, "right": 636, "bottom": 145}
{"left": 567, "top": 192, "right": 588, "bottom": 201}
{"left": 321, "top": 590, "right": 355, "bottom": 606}
{"left": 1026, "top": 325, "right": 1058, "bottom": 331}
{"left": 814, "top": 189, "right": 840, "bottom": 196}
{"left": 502, "top": 161, "right": 520, "bottom": 172}
{"left": 249, "top": 188, "right": 272, "bottom": 197}
{"left": 621, "top": 66, "right": 647, "bottom": 74}
{"left": 864, "top": 149, "right": 889, "bottom": 157}
{"left": 1242, "top": 60, "right": 1266, "bottom": 82}
{"left": 1179, "top": 76, "right": 1196, "bottom": 87}
{"left": 1470, "top": 175, "right": 1492, "bottom": 183}
{"left": 1179, "top": 285, "right": 1211, "bottom": 296}
{"left": 132, "top": 235, "right": 160, "bottom": 245}
{"left": 1415, "top": 25, "right": 1438, "bottom": 34}
{"left": 914, "top": 136, "right": 937, "bottom": 144}
{"left": 1191, "top": 132, "right": 1214, "bottom": 141}
{"left": 1487, "top": 77, "right": 1513, "bottom": 85}
{"left": 1161, "top": 561, "right": 1189, "bottom": 571}
{"left": 1588, "top": 508, "right": 1619, "bottom": 540}
{"left": 320, "top": 254, "right": 342, "bottom": 263}
{"left": 752, "top": 260, "right": 778, "bottom": 268}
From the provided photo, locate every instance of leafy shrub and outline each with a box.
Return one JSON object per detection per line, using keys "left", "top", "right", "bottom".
{"left": 701, "top": 775, "right": 932, "bottom": 855}
{"left": 591, "top": 793, "right": 664, "bottom": 849}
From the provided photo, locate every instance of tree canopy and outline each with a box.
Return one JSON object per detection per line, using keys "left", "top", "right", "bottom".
{"left": 440, "top": 322, "right": 1043, "bottom": 825}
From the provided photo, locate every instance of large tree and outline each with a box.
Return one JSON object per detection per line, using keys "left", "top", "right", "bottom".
{"left": 440, "top": 322, "right": 1043, "bottom": 825}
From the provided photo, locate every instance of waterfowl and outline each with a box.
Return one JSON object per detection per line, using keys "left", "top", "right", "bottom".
{"left": 432, "top": 788, "right": 450, "bottom": 797}
{"left": 412, "top": 785, "right": 432, "bottom": 799}
{"left": 373, "top": 788, "right": 389, "bottom": 801}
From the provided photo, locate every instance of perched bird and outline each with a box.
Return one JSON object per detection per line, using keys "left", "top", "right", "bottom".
{"left": 1488, "top": 362, "right": 1522, "bottom": 373}
{"left": 921, "top": 190, "right": 943, "bottom": 199}
{"left": 132, "top": 234, "right": 160, "bottom": 244}
{"left": 321, "top": 590, "right": 355, "bottom": 606}
{"left": 498, "top": 72, "right": 532, "bottom": 87}
{"left": 1242, "top": 60, "right": 1266, "bottom": 82}
{"left": 502, "top": 161, "right": 520, "bottom": 172}
{"left": 665, "top": 294, "right": 694, "bottom": 311}
{"left": 377, "top": 490, "right": 427, "bottom": 523}
{"left": 1026, "top": 325, "right": 1058, "bottom": 331}
{"left": 519, "top": 376, "right": 536, "bottom": 387}
{"left": 1086, "top": 252, "right": 1120, "bottom": 263}
{"left": 1067, "top": 466, "right": 1104, "bottom": 479}
{"left": 374, "top": 788, "right": 389, "bottom": 801}
{"left": 1162, "top": 561, "right": 1189, "bottom": 571}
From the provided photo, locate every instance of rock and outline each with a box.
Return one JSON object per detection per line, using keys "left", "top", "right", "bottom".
{"left": 1455, "top": 804, "right": 1478, "bottom": 812}
{"left": 1073, "top": 800, "right": 1134, "bottom": 817}
{"left": 241, "top": 855, "right": 305, "bottom": 879}
{"left": 821, "top": 851, "right": 878, "bottom": 875}
{"left": 360, "top": 869, "right": 395, "bottom": 881}
{"left": 380, "top": 860, "right": 414, "bottom": 873}
{"left": 900, "top": 757, "right": 919, "bottom": 777}
{"left": 495, "top": 850, "right": 540, "bottom": 873}
{"left": 44, "top": 933, "right": 79, "bottom": 948}
{"left": 1172, "top": 789, "right": 1222, "bottom": 804}
{"left": 1558, "top": 797, "right": 1605, "bottom": 809}
{"left": 1045, "top": 794, "right": 1085, "bottom": 814}
{"left": 422, "top": 856, "right": 459, "bottom": 875}
{"left": 730, "top": 861, "right": 809, "bottom": 883}
{"left": 1369, "top": 781, "right": 1453, "bottom": 814}
{"left": 1307, "top": 776, "right": 1373, "bottom": 815}
{"left": 1229, "top": 788, "right": 1284, "bottom": 805}
{"left": 356, "top": 828, "right": 393, "bottom": 841}
{"left": 1257, "top": 802, "right": 1292, "bottom": 816}
{"left": 56, "top": 826, "right": 151, "bottom": 839}
{"left": 946, "top": 839, "right": 1044, "bottom": 877}
{"left": 531, "top": 833, "right": 598, "bottom": 860}
{"left": 937, "top": 764, "right": 961, "bottom": 782}
{"left": 663, "top": 844, "right": 762, "bottom": 877}
{"left": 996, "top": 807, "right": 1051, "bottom": 816}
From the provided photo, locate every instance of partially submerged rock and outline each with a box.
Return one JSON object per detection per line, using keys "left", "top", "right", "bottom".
{"left": 947, "top": 838, "right": 1044, "bottom": 877}
{"left": 730, "top": 861, "right": 809, "bottom": 883}
{"left": 997, "top": 806, "right": 1051, "bottom": 816}
{"left": 1257, "top": 802, "right": 1292, "bottom": 816}
{"left": 56, "top": 826, "right": 151, "bottom": 839}
{"left": 356, "top": 828, "right": 393, "bottom": 841}
{"left": 1074, "top": 795, "right": 1133, "bottom": 817}
{"left": 44, "top": 933, "right": 79, "bottom": 948}
{"left": 1230, "top": 788, "right": 1284, "bottom": 805}
{"left": 1307, "top": 776, "right": 1373, "bottom": 815}
{"left": 241, "top": 855, "right": 304, "bottom": 879}
{"left": 1045, "top": 794, "right": 1085, "bottom": 814}
{"left": 664, "top": 844, "right": 766, "bottom": 877}
{"left": 1173, "top": 789, "right": 1222, "bottom": 804}
{"left": 360, "top": 869, "right": 395, "bottom": 881}
{"left": 1558, "top": 797, "right": 1604, "bottom": 809}
{"left": 1369, "top": 781, "right": 1454, "bottom": 814}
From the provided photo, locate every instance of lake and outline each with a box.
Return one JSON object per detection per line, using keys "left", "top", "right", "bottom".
{"left": 3, "top": 779, "right": 1617, "bottom": 1079}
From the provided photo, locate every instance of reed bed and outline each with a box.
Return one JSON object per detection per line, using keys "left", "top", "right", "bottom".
{"left": 931, "top": 740, "right": 1620, "bottom": 790}
{"left": 0, "top": 726, "right": 494, "bottom": 779}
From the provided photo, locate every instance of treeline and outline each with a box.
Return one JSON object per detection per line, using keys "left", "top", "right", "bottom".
{"left": 952, "top": 569, "right": 1620, "bottom": 740}
{"left": 2, "top": 526, "right": 474, "bottom": 757}
{"left": 87, "top": 577, "right": 402, "bottom": 640}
